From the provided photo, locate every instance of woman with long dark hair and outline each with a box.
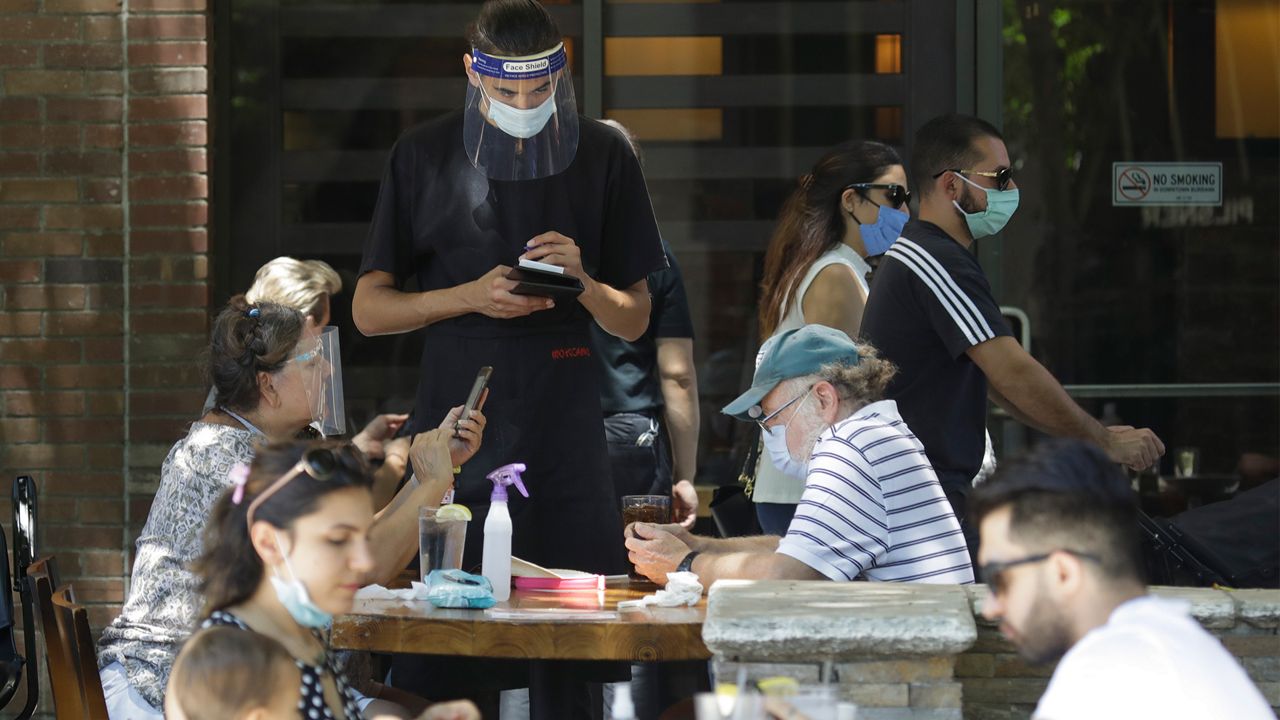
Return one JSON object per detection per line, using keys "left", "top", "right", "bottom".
{"left": 753, "top": 141, "right": 910, "bottom": 534}
{"left": 193, "top": 440, "right": 479, "bottom": 720}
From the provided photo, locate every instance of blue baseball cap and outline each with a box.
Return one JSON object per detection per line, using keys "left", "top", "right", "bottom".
{"left": 722, "top": 325, "right": 862, "bottom": 422}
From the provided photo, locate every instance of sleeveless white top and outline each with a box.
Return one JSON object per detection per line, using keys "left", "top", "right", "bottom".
{"left": 753, "top": 243, "right": 871, "bottom": 505}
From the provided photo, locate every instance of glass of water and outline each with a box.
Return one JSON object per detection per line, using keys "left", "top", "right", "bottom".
{"left": 419, "top": 506, "right": 467, "bottom": 581}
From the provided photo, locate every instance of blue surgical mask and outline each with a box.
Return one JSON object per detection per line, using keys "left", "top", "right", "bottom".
{"left": 483, "top": 88, "right": 556, "bottom": 139}
{"left": 953, "top": 172, "right": 1019, "bottom": 238}
{"left": 761, "top": 391, "right": 812, "bottom": 479}
{"left": 855, "top": 203, "right": 909, "bottom": 256}
{"left": 270, "top": 531, "right": 333, "bottom": 630}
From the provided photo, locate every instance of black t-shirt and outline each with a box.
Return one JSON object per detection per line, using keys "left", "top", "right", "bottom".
{"left": 591, "top": 240, "right": 695, "bottom": 415}
{"left": 860, "top": 219, "right": 1012, "bottom": 490}
{"left": 359, "top": 111, "right": 667, "bottom": 337}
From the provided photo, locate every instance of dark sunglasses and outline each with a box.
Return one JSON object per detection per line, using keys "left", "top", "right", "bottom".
{"left": 245, "top": 446, "right": 350, "bottom": 526}
{"left": 932, "top": 167, "right": 1015, "bottom": 192}
{"left": 846, "top": 183, "right": 912, "bottom": 209}
{"left": 979, "top": 549, "right": 1100, "bottom": 595}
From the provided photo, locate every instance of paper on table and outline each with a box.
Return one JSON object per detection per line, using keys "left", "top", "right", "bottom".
{"left": 511, "top": 556, "right": 596, "bottom": 580}
{"left": 355, "top": 582, "right": 430, "bottom": 601}
{"left": 617, "top": 571, "right": 703, "bottom": 610}
{"left": 484, "top": 607, "right": 618, "bottom": 621}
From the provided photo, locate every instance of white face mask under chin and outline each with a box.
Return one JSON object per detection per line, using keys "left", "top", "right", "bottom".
{"left": 482, "top": 87, "right": 556, "bottom": 139}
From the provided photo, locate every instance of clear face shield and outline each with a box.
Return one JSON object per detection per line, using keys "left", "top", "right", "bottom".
{"left": 288, "top": 326, "right": 346, "bottom": 437}
{"left": 463, "top": 42, "right": 579, "bottom": 181}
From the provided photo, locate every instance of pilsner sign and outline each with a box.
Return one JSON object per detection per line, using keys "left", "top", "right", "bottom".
{"left": 1112, "top": 162, "right": 1223, "bottom": 207}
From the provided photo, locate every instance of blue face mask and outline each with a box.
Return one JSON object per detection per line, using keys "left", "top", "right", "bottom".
{"left": 953, "top": 172, "right": 1019, "bottom": 239}
{"left": 855, "top": 203, "right": 909, "bottom": 256}
{"left": 270, "top": 531, "right": 333, "bottom": 630}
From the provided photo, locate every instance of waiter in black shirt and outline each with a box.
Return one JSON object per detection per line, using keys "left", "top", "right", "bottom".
{"left": 352, "top": 2, "right": 665, "bottom": 715}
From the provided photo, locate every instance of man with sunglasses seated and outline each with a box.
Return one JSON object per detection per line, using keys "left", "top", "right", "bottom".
{"left": 625, "top": 325, "right": 973, "bottom": 586}
{"left": 861, "top": 114, "right": 1164, "bottom": 561}
{"left": 972, "top": 439, "right": 1271, "bottom": 720}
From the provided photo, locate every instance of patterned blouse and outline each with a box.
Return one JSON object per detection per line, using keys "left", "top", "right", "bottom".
{"left": 96, "top": 422, "right": 256, "bottom": 710}
{"left": 202, "top": 610, "right": 364, "bottom": 720}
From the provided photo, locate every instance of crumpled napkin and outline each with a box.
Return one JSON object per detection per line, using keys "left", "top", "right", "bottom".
{"left": 355, "top": 582, "right": 430, "bottom": 601}
{"left": 618, "top": 571, "right": 703, "bottom": 610}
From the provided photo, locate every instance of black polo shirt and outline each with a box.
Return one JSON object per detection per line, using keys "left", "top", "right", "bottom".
{"left": 591, "top": 240, "right": 695, "bottom": 415}
{"left": 860, "top": 219, "right": 1012, "bottom": 492}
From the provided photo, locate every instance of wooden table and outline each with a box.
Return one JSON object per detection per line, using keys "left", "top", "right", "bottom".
{"left": 332, "top": 577, "right": 710, "bottom": 663}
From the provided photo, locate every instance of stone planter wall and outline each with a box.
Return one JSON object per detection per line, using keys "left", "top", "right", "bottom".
{"left": 703, "top": 580, "right": 1280, "bottom": 720}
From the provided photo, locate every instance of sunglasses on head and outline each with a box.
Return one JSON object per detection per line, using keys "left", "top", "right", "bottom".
{"left": 245, "top": 446, "right": 349, "bottom": 527}
{"left": 846, "top": 183, "right": 912, "bottom": 209}
{"left": 932, "top": 167, "right": 1015, "bottom": 192}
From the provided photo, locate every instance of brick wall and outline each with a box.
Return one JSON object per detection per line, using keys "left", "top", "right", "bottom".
{"left": 0, "top": 0, "right": 210, "bottom": 713}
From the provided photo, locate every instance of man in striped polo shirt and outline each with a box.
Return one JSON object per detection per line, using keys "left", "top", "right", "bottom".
{"left": 860, "top": 114, "right": 1164, "bottom": 558}
{"left": 625, "top": 325, "right": 973, "bottom": 585}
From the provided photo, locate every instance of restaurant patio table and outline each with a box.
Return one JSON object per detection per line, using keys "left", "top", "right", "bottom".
{"left": 331, "top": 576, "right": 710, "bottom": 662}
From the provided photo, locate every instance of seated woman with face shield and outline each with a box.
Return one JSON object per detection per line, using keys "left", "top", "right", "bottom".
{"left": 96, "top": 297, "right": 488, "bottom": 719}
{"left": 188, "top": 440, "right": 480, "bottom": 720}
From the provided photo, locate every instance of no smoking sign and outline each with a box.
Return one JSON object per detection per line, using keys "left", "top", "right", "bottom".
{"left": 1112, "top": 162, "right": 1222, "bottom": 207}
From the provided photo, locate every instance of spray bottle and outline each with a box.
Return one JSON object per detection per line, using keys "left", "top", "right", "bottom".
{"left": 482, "top": 463, "right": 529, "bottom": 602}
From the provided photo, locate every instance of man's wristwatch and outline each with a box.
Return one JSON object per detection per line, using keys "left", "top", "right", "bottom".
{"left": 676, "top": 550, "right": 701, "bottom": 574}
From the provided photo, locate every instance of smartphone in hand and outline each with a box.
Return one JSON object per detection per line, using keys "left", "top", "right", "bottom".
{"left": 461, "top": 366, "right": 492, "bottom": 424}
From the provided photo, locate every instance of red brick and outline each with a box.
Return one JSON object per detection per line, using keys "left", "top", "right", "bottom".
{"left": 127, "top": 42, "right": 206, "bottom": 67}
{"left": 42, "top": 472, "right": 121, "bottom": 497}
{"left": 131, "top": 229, "right": 207, "bottom": 254}
{"left": 84, "top": 123, "right": 124, "bottom": 149}
{"left": 44, "top": 0, "right": 121, "bottom": 12}
{"left": 0, "top": 97, "right": 39, "bottom": 122}
{"left": 0, "top": 45, "right": 38, "bottom": 68}
{"left": 45, "top": 43, "right": 123, "bottom": 69}
{"left": 130, "top": 0, "right": 205, "bottom": 9}
{"left": 0, "top": 152, "right": 39, "bottom": 175}
{"left": 84, "top": 70, "right": 125, "bottom": 96}
{"left": 130, "top": 364, "right": 202, "bottom": 387}
{"left": 0, "top": 207, "right": 40, "bottom": 228}
{"left": 83, "top": 16, "right": 122, "bottom": 41}
{"left": 0, "top": 339, "right": 81, "bottom": 363}
{"left": 0, "top": 418, "right": 40, "bottom": 443}
{"left": 82, "top": 338, "right": 122, "bottom": 364}
{"left": 86, "top": 443, "right": 122, "bottom": 466}
{"left": 129, "top": 390, "right": 188, "bottom": 415}
{"left": 75, "top": 550, "right": 124, "bottom": 577}
{"left": 129, "top": 148, "right": 205, "bottom": 173}
{"left": 0, "top": 366, "right": 39, "bottom": 389}
{"left": 128, "top": 255, "right": 206, "bottom": 282}
{"left": 0, "top": 0, "right": 38, "bottom": 12}
{"left": 41, "top": 498, "right": 78, "bottom": 522}
{"left": 128, "top": 94, "right": 205, "bottom": 120}
{"left": 0, "top": 16, "right": 80, "bottom": 41}
{"left": 3, "top": 70, "right": 83, "bottom": 96}
{"left": 128, "top": 335, "right": 206, "bottom": 364}
{"left": 128, "top": 417, "right": 187, "bottom": 443}
{"left": 0, "top": 124, "right": 80, "bottom": 148}
{"left": 128, "top": 68, "right": 205, "bottom": 94}
{"left": 84, "top": 237, "right": 124, "bottom": 260}
{"left": 46, "top": 97, "right": 122, "bottom": 122}
{"left": 45, "top": 205, "right": 123, "bottom": 230}
{"left": 2, "top": 391, "right": 85, "bottom": 416}
{"left": 0, "top": 260, "right": 40, "bottom": 283}
{"left": 130, "top": 121, "right": 206, "bottom": 147}
{"left": 43, "top": 526, "right": 121, "bottom": 552}
{"left": 45, "top": 418, "right": 122, "bottom": 443}
{"left": 130, "top": 202, "right": 206, "bottom": 227}
{"left": 4, "top": 286, "right": 85, "bottom": 310}
{"left": 47, "top": 311, "right": 123, "bottom": 336}
{"left": 77, "top": 499, "right": 124, "bottom": 525}
{"left": 3, "top": 232, "right": 83, "bottom": 256}
{"left": 129, "top": 283, "right": 206, "bottom": 307}
{"left": 0, "top": 179, "right": 79, "bottom": 203}
{"left": 130, "top": 175, "right": 207, "bottom": 200}
{"left": 86, "top": 391, "right": 123, "bottom": 416}
{"left": 84, "top": 179, "right": 122, "bottom": 203}
{"left": 0, "top": 312, "right": 41, "bottom": 336}
{"left": 45, "top": 366, "right": 122, "bottom": 389}
{"left": 1, "top": 444, "right": 86, "bottom": 470}
{"left": 131, "top": 309, "right": 207, "bottom": 334}
{"left": 46, "top": 152, "right": 120, "bottom": 177}
{"left": 128, "top": 14, "right": 205, "bottom": 39}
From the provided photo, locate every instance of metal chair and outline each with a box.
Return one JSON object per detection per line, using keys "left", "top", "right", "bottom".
{"left": 52, "top": 585, "right": 109, "bottom": 720}
{"left": 7, "top": 475, "right": 40, "bottom": 720}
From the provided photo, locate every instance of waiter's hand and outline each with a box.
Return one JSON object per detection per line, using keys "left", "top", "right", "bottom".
{"left": 466, "top": 265, "right": 554, "bottom": 319}
{"left": 1103, "top": 425, "right": 1165, "bottom": 472}
{"left": 436, "top": 397, "right": 487, "bottom": 468}
{"left": 521, "top": 232, "right": 585, "bottom": 282}
{"left": 673, "top": 479, "right": 698, "bottom": 528}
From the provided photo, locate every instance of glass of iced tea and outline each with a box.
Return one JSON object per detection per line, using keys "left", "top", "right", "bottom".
{"left": 622, "top": 494, "right": 671, "bottom": 581}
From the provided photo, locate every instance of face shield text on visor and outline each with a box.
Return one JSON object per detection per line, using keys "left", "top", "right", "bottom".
{"left": 464, "top": 42, "right": 579, "bottom": 181}
{"left": 288, "top": 326, "right": 345, "bottom": 437}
